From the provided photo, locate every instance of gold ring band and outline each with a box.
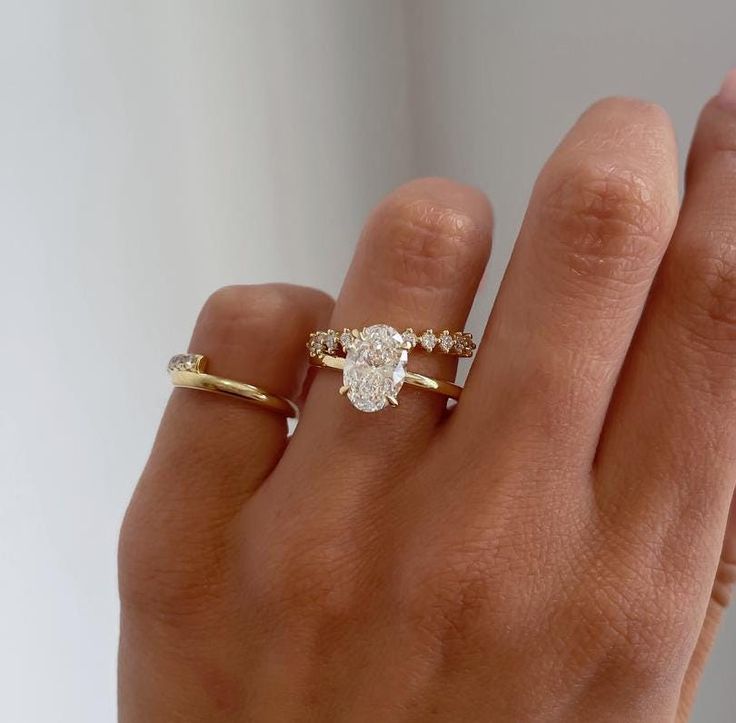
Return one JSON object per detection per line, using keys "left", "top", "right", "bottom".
{"left": 311, "top": 353, "right": 462, "bottom": 400}
{"left": 168, "top": 354, "right": 298, "bottom": 418}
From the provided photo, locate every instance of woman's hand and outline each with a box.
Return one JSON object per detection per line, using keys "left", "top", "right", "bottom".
{"left": 119, "top": 79, "right": 736, "bottom": 722}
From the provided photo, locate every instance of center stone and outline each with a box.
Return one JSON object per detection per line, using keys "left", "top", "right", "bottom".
{"left": 343, "top": 325, "right": 408, "bottom": 412}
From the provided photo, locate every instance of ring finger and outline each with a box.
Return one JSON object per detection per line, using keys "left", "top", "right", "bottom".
{"left": 294, "top": 177, "right": 493, "bottom": 451}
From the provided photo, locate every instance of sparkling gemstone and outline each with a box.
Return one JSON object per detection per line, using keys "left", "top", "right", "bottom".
{"left": 343, "top": 324, "right": 408, "bottom": 412}
{"left": 402, "top": 328, "right": 418, "bottom": 348}
{"left": 324, "top": 330, "right": 339, "bottom": 354}
{"left": 307, "top": 332, "right": 326, "bottom": 357}
{"left": 168, "top": 353, "right": 199, "bottom": 372}
{"left": 438, "top": 330, "right": 454, "bottom": 353}
{"left": 419, "top": 330, "right": 437, "bottom": 352}
{"left": 453, "top": 332, "right": 475, "bottom": 356}
{"left": 339, "top": 329, "right": 354, "bottom": 351}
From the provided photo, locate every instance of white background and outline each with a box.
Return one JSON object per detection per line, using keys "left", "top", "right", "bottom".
{"left": 1, "top": 1, "right": 735, "bottom": 720}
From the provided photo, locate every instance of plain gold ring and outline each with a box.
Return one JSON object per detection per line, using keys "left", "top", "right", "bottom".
{"left": 168, "top": 354, "right": 298, "bottom": 418}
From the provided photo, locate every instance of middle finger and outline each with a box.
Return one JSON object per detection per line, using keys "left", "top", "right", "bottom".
{"left": 458, "top": 98, "right": 679, "bottom": 478}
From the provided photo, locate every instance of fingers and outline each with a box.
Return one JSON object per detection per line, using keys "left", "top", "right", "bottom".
{"left": 294, "top": 177, "right": 492, "bottom": 454}
{"left": 119, "top": 283, "right": 332, "bottom": 610}
{"left": 458, "top": 98, "right": 679, "bottom": 475}
{"left": 595, "top": 77, "right": 736, "bottom": 568}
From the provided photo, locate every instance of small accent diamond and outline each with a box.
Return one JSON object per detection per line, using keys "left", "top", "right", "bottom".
{"left": 453, "top": 332, "right": 476, "bottom": 356}
{"left": 402, "top": 328, "right": 418, "bottom": 349}
{"left": 438, "top": 330, "right": 454, "bottom": 353}
{"left": 339, "top": 328, "right": 354, "bottom": 352}
{"left": 168, "top": 353, "right": 201, "bottom": 372}
{"left": 307, "top": 332, "right": 327, "bottom": 357}
{"left": 419, "top": 329, "right": 437, "bottom": 352}
{"left": 324, "top": 329, "right": 339, "bottom": 354}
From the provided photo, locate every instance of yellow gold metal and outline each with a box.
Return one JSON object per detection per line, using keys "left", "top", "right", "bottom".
{"left": 168, "top": 354, "right": 298, "bottom": 418}
{"left": 310, "top": 353, "right": 462, "bottom": 401}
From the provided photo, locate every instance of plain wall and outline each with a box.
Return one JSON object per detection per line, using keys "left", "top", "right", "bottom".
{"left": 1, "top": 1, "right": 734, "bottom": 720}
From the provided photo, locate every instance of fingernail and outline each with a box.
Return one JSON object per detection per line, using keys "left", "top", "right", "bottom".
{"left": 718, "top": 68, "right": 736, "bottom": 110}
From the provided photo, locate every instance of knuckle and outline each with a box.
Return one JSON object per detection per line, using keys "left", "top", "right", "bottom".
{"left": 687, "top": 97, "right": 736, "bottom": 183}
{"left": 368, "top": 194, "right": 490, "bottom": 297}
{"left": 667, "top": 238, "right": 736, "bottom": 393}
{"left": 538, "top": 159, "right": 669, "bottom": 286}
{"left": 198, "top": 283, "right": 321, "bottom": 345}
{"left": 702, "top": 249, "right": 736, "bottom": 329}
{"left": 683, "top": 240, "right": 736, "bottom": 340}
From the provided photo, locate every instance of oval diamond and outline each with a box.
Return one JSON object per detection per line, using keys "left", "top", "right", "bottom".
{"left": 343, "top": 325, "right": 408, "bottom": 412}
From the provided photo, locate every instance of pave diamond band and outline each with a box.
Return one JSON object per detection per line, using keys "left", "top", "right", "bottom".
{"left": 307, "top": 327, "right": 476, "bottom": 358}
{"left": 307, "top": 324, "right": 467, "bottom": 413}
{"left": 168, "top": 354, "right": 298, "bottom": 418}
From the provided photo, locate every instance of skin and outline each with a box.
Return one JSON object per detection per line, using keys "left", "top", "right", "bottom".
{"left": 119, "top": 77, "right": 736, "bottom": 722}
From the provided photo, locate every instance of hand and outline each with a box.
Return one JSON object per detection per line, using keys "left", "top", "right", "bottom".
{"left": 119, "top": 82, "right": 736, "bottom": 722}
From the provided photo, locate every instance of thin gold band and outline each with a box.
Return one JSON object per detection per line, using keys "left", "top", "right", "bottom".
{"left": 310, "top": 353, "right": 462, "bottom": 400}
{"left": 168, "top": 354, "right": 298, "bottom": 418}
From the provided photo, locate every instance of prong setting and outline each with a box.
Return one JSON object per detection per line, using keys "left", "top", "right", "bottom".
{"left": 438, "top": 330, "right": 454, "bottom": 353}
{"left": 402, "top": 328, "right": 418, "bottom": 349}
{"left": 419, "top": 329, "right": 437, "bottom": 352}
{"left": 339, "top": 328, "right": 354, "bottom": 351}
